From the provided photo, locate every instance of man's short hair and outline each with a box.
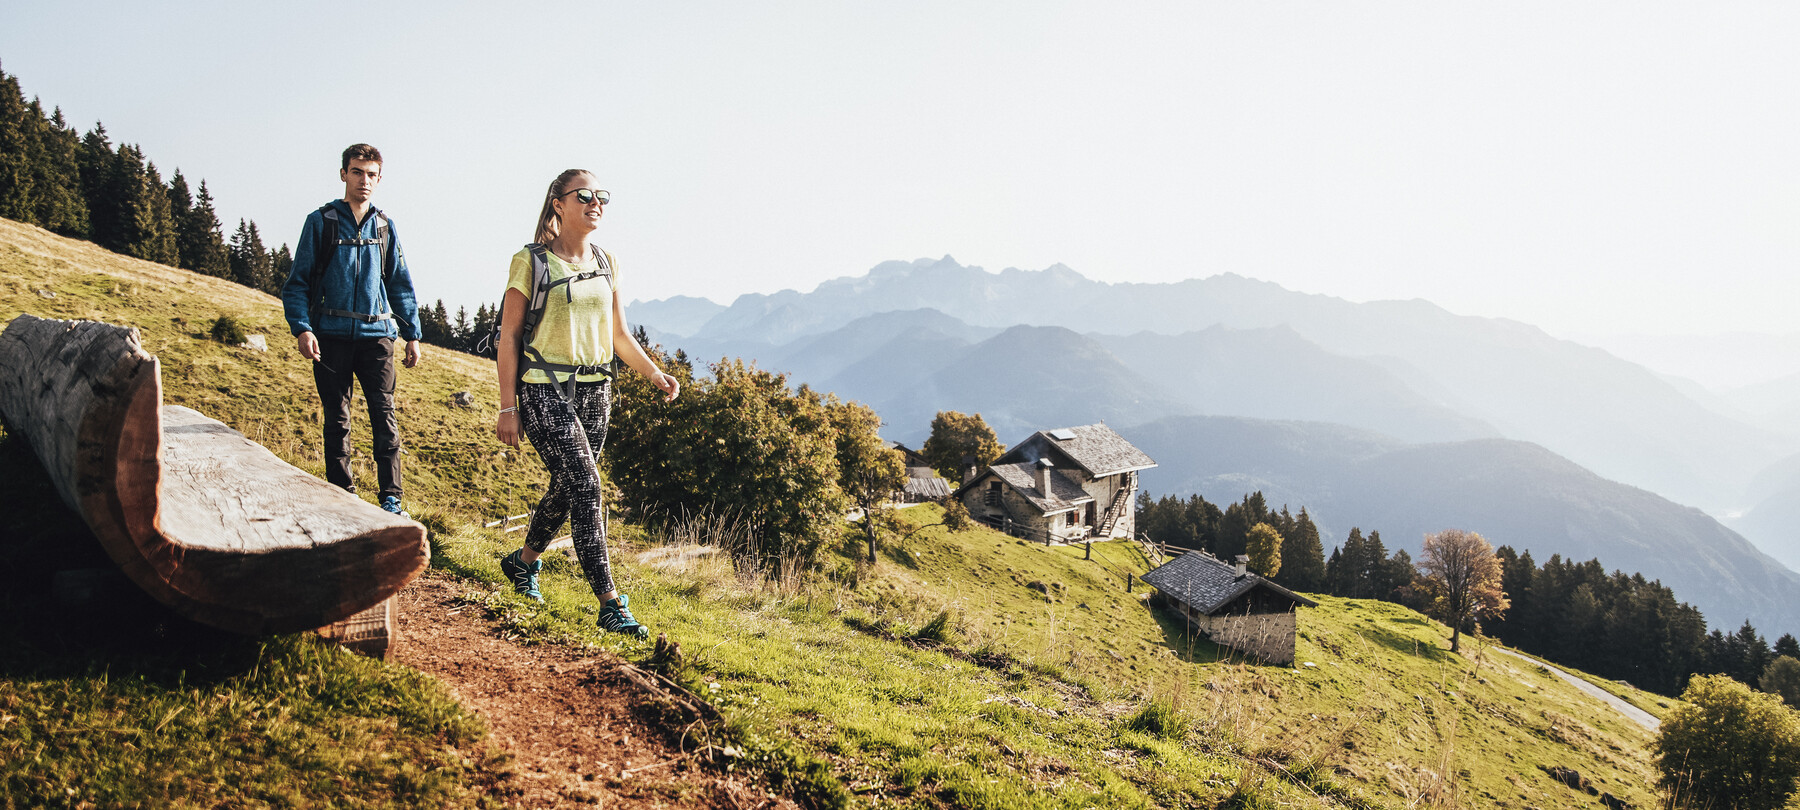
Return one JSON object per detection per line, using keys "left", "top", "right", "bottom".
{"left": 341, "top": 143, "right": 383, "bottom": 171}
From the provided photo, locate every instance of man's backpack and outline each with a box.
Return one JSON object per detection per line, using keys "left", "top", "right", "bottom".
{"left": 476, "top": 242, "right": 614, "bottom": 398}
{"left": 309, "top": 204, "right": 397, "bottom": 324}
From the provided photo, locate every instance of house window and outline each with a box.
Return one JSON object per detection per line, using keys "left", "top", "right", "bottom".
{"left": 1065, "top": 511, "right": 1077, "bottom": 527}
{"left": 985, "top": 481, "right": 1001, "bottom": 506}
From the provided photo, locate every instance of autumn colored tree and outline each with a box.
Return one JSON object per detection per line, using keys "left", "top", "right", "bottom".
{"left": 920, "top": 410, "right": 1003, "bottom": 483}
{"left": 1415, "top": 529, "right": 1509, "bottom": 654}
{"left": 1245, "top": 522, "right": 1282, "bottom": 578}
{"left": 828, "top": 397, "right": 906, "bottom": 562}
{"left": 1653, "top": 674, "right": 1800, "bottom": 810}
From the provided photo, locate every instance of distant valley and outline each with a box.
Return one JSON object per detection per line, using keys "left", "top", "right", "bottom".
{"left": 631, "top": 256, "right": 1800, "bottom": 636}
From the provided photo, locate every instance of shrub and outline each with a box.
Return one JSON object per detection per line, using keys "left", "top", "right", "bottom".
{"left": 210, "top": 314, "right": 246, "bottom": 345}
{"left": 1653, "top": 674, "right": 1800, "bottom": 810}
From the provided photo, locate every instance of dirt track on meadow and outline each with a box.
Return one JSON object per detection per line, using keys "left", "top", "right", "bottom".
{"left": 391, "top": 573, "right": 799, "bottom": 809}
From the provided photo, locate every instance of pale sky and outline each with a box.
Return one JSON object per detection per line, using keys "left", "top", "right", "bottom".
{"left": 4, "top": 3, "right": 1798, "bottom": 366}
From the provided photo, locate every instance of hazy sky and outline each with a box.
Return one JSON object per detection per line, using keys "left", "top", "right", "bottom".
{"left": 4, "top": 3, "right": 1797, "bottom": 358}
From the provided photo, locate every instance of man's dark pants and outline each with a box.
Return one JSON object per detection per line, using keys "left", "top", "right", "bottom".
{"left": 314, "top": 336, "right": 402, "bottom": 501}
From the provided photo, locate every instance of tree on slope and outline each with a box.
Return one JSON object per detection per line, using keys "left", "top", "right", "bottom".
{"left": 920, "top": 410, "right": 1003, "bottom": 483}
{"left": 1275, "top": 507, "right": 1325, "bottom": 592}
{"left": 1762, "top": 656, "right": 1800, "bottom": 709}
{"left": 1653, "top": 674, "right": 1800, "bottom": 810}
{"left": 176, "top": 180, "right": 229, "bottom": 278}
{"left": 1245, "top": 522, "right": 1282, "bottom": 578}
{"left": 1415, "top": 529, "right": 1509, "bottom": 654}
{"left": 829, "top": 397, "right": 906, "bottom": 562}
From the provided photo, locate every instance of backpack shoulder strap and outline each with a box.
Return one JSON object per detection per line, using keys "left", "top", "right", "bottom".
{"left": 374, "top": 210, "right": 395, "bottom": 282}
{"left": 309, "top": 205, "right": 339, "bottom": 308}
{"left": 588, "top": 244, "right": 615, "bottom": 290}
{"left": 521, "top": 242, "right": 554, "bottom": 342}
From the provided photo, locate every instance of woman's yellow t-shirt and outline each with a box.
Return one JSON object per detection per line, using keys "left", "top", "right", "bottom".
{"left": 506, "top": 246, "right": 619, "bottom": 384}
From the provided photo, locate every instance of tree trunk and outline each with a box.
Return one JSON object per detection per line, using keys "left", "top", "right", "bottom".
{"left": 0, "top": 314, "right": 427, "bottom": 635}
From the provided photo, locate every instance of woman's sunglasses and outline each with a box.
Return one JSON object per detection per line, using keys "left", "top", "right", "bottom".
{"left": 558, "top": 188, "right": 610, "bottom": 206}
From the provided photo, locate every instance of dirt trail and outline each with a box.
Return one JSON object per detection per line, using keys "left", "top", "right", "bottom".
{"left": 391, "top": 572, "right": 799, "bottom": 809}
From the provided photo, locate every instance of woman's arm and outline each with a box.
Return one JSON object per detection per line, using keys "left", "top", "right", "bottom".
{"left": 495, "top": 287, "right": 528, "bottom": 447}
{"left": 612, "top": 293, "right": 680, "bottom": 402}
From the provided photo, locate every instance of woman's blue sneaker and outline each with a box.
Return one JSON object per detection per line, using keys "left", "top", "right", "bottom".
{"left": 500, "top": 549, "right": 543, "bottom": 602}
{"left": 380, "top": 495, "right": 409, "bottom": 517}
{"left": 598, "top": 594, "right": 648, "bottom": 638}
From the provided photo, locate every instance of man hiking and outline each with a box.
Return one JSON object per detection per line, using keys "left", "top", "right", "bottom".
{"left": 281, "top": 143, "right": 423, "bottom": 515}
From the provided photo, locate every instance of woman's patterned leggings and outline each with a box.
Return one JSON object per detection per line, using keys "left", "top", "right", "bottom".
{"left": 519, "top": 379, "right": 617, "bottom": 597}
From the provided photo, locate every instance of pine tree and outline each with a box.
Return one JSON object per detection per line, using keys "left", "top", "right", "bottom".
{"left": 452, "top": 306, "right": 471, "bottom": 346}
{"left": 83, "top": 132, "right": 136, "bottom": 252}
{"left": 35, "top": 107, "right": 89, "bottom": 237}
{"left": 0, "top": 65, "right": 40, "bottom": 223}
{"left": 227, "top": 218, "right": 272, "bottom": 291}
{"left": 129, "top": 159, "right": 178, "bottom": 265}
{"left": 1275, "top": 507, "right": 1326, "bottom": 592}
{"left": 167, "top": 170, "right": 192, "bottom": 236}
{"left": 1776, "top": 634, "right": 1800, "bottom": 661}
{"left": 419, "top": 299, "right": 451, "bottom": 347}
{"left": 179, "top": 181, "right": 229, "bottom": 277}
{"left": 267, "top": 243, "right": 292, "bottom": 296}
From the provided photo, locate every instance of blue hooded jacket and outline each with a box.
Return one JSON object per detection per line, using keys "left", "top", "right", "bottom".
{"left": 281, "top": 200, "right": 422, "bottom": 342}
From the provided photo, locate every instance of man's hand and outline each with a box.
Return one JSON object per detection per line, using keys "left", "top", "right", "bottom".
{"left": 403, "top": 340, "right": 422, "bottom": 368}
{"left": 297, "top": 331, "right": 321, "bottom": 361}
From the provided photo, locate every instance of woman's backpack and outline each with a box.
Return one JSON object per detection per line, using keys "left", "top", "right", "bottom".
{"left": 476, "top": 243, "right": 614, "bottom": 397}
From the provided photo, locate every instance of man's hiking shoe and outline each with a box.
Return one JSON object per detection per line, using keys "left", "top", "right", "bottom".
{"left": 598, "top": 593, "right": 648, "bottom": 638}
{"left": 500, "top": 549, "right": 543, "bottom": 602}
{"left": 380, "top": 496, "right": 409, "bottom": 517}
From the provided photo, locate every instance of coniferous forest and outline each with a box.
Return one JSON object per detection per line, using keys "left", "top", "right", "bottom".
{"left": 1136, "top": 490, "right": 1800, "bottom": 699}
{"left": 0, "top": 62, "right": 283, "bottom": 295}
{"left": 1, "top": 60, "right": 479, "bottom": 357}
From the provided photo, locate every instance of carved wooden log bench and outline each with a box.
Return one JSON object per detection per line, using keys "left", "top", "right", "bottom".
{"left": 0, "top": 314, "right": 428, "bottom": 647}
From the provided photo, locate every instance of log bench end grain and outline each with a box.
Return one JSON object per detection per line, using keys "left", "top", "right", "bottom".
{"left": 0, "top": 314, "right": 429, "bottom": 640}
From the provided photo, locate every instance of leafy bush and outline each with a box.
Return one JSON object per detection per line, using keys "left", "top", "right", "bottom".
{"left": 1653, "top": 674, "right": 1800, "bottom": 810}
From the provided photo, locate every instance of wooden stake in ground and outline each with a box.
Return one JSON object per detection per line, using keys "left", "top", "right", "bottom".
{"left": 0, "top": 314, "right": 428, "bottom": 636}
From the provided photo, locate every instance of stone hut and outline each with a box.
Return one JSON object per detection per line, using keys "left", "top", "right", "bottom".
{"left": 951, "top": 423, "right": 1155, "bottom": 545}
{"left": 1140, "top": 550, "right": 1318, "bottom": 665}
{"left": 886, "top": 441, "right": 952, "bottom": 503}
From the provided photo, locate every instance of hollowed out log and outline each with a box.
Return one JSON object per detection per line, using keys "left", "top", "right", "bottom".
{"left": 0, "top": 314, "right": 427, "bottom": 635}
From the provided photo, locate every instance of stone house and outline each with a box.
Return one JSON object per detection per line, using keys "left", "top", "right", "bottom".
{"left": 1140, "top": 550, "right": 1318, "bottom": 665}
{"left": 950, "top": 423, "right": 1155, "bottom": 545}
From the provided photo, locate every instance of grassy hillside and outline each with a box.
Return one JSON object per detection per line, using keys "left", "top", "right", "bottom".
{"left": 0, "top": 218, "right": 1669, "bottom": 808}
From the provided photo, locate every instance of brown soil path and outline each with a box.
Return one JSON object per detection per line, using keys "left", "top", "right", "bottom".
{"left": 390, "top": 572, "right": 799, "bottom": 809}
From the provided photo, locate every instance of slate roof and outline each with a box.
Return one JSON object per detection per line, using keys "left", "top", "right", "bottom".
{"left": 996, "top": 423, "right": 1156, "bottom": 478}
{"left": 1139, "top": 551, "right": 1317, "bottom": 614}
{"left": 987, "top": 462, "right": 1095, "bottom": 513}
{"left": 902, "top": 476, "right": 952, "bottom": 500}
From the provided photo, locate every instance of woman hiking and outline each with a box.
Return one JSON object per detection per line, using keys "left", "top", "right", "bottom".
{"left": 494, "top": 169, "right": 680, "bottom": 637}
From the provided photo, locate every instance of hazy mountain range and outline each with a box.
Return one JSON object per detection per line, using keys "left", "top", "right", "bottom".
{"left": 629, "top": 256, "right": 1800, "bottom": 635}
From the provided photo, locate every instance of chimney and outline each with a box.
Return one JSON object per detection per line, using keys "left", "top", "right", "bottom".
{"left": 1037, "top": 458, "right": 1054, "bottom": 498}
{"left": 1234, "top": 555, "right": 1249, "bottom": 577}
{"left": 961, "top": 454, "right": 977, "bottom": 486}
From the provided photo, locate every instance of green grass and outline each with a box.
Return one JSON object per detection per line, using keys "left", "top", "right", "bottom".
{"left": 0, "top": 218, "right": 1673, "bottom": 808}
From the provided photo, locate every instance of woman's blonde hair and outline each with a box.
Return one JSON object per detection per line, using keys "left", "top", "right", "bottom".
{"left": 534, "top": 169, "right": 594, "bottom": 245}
